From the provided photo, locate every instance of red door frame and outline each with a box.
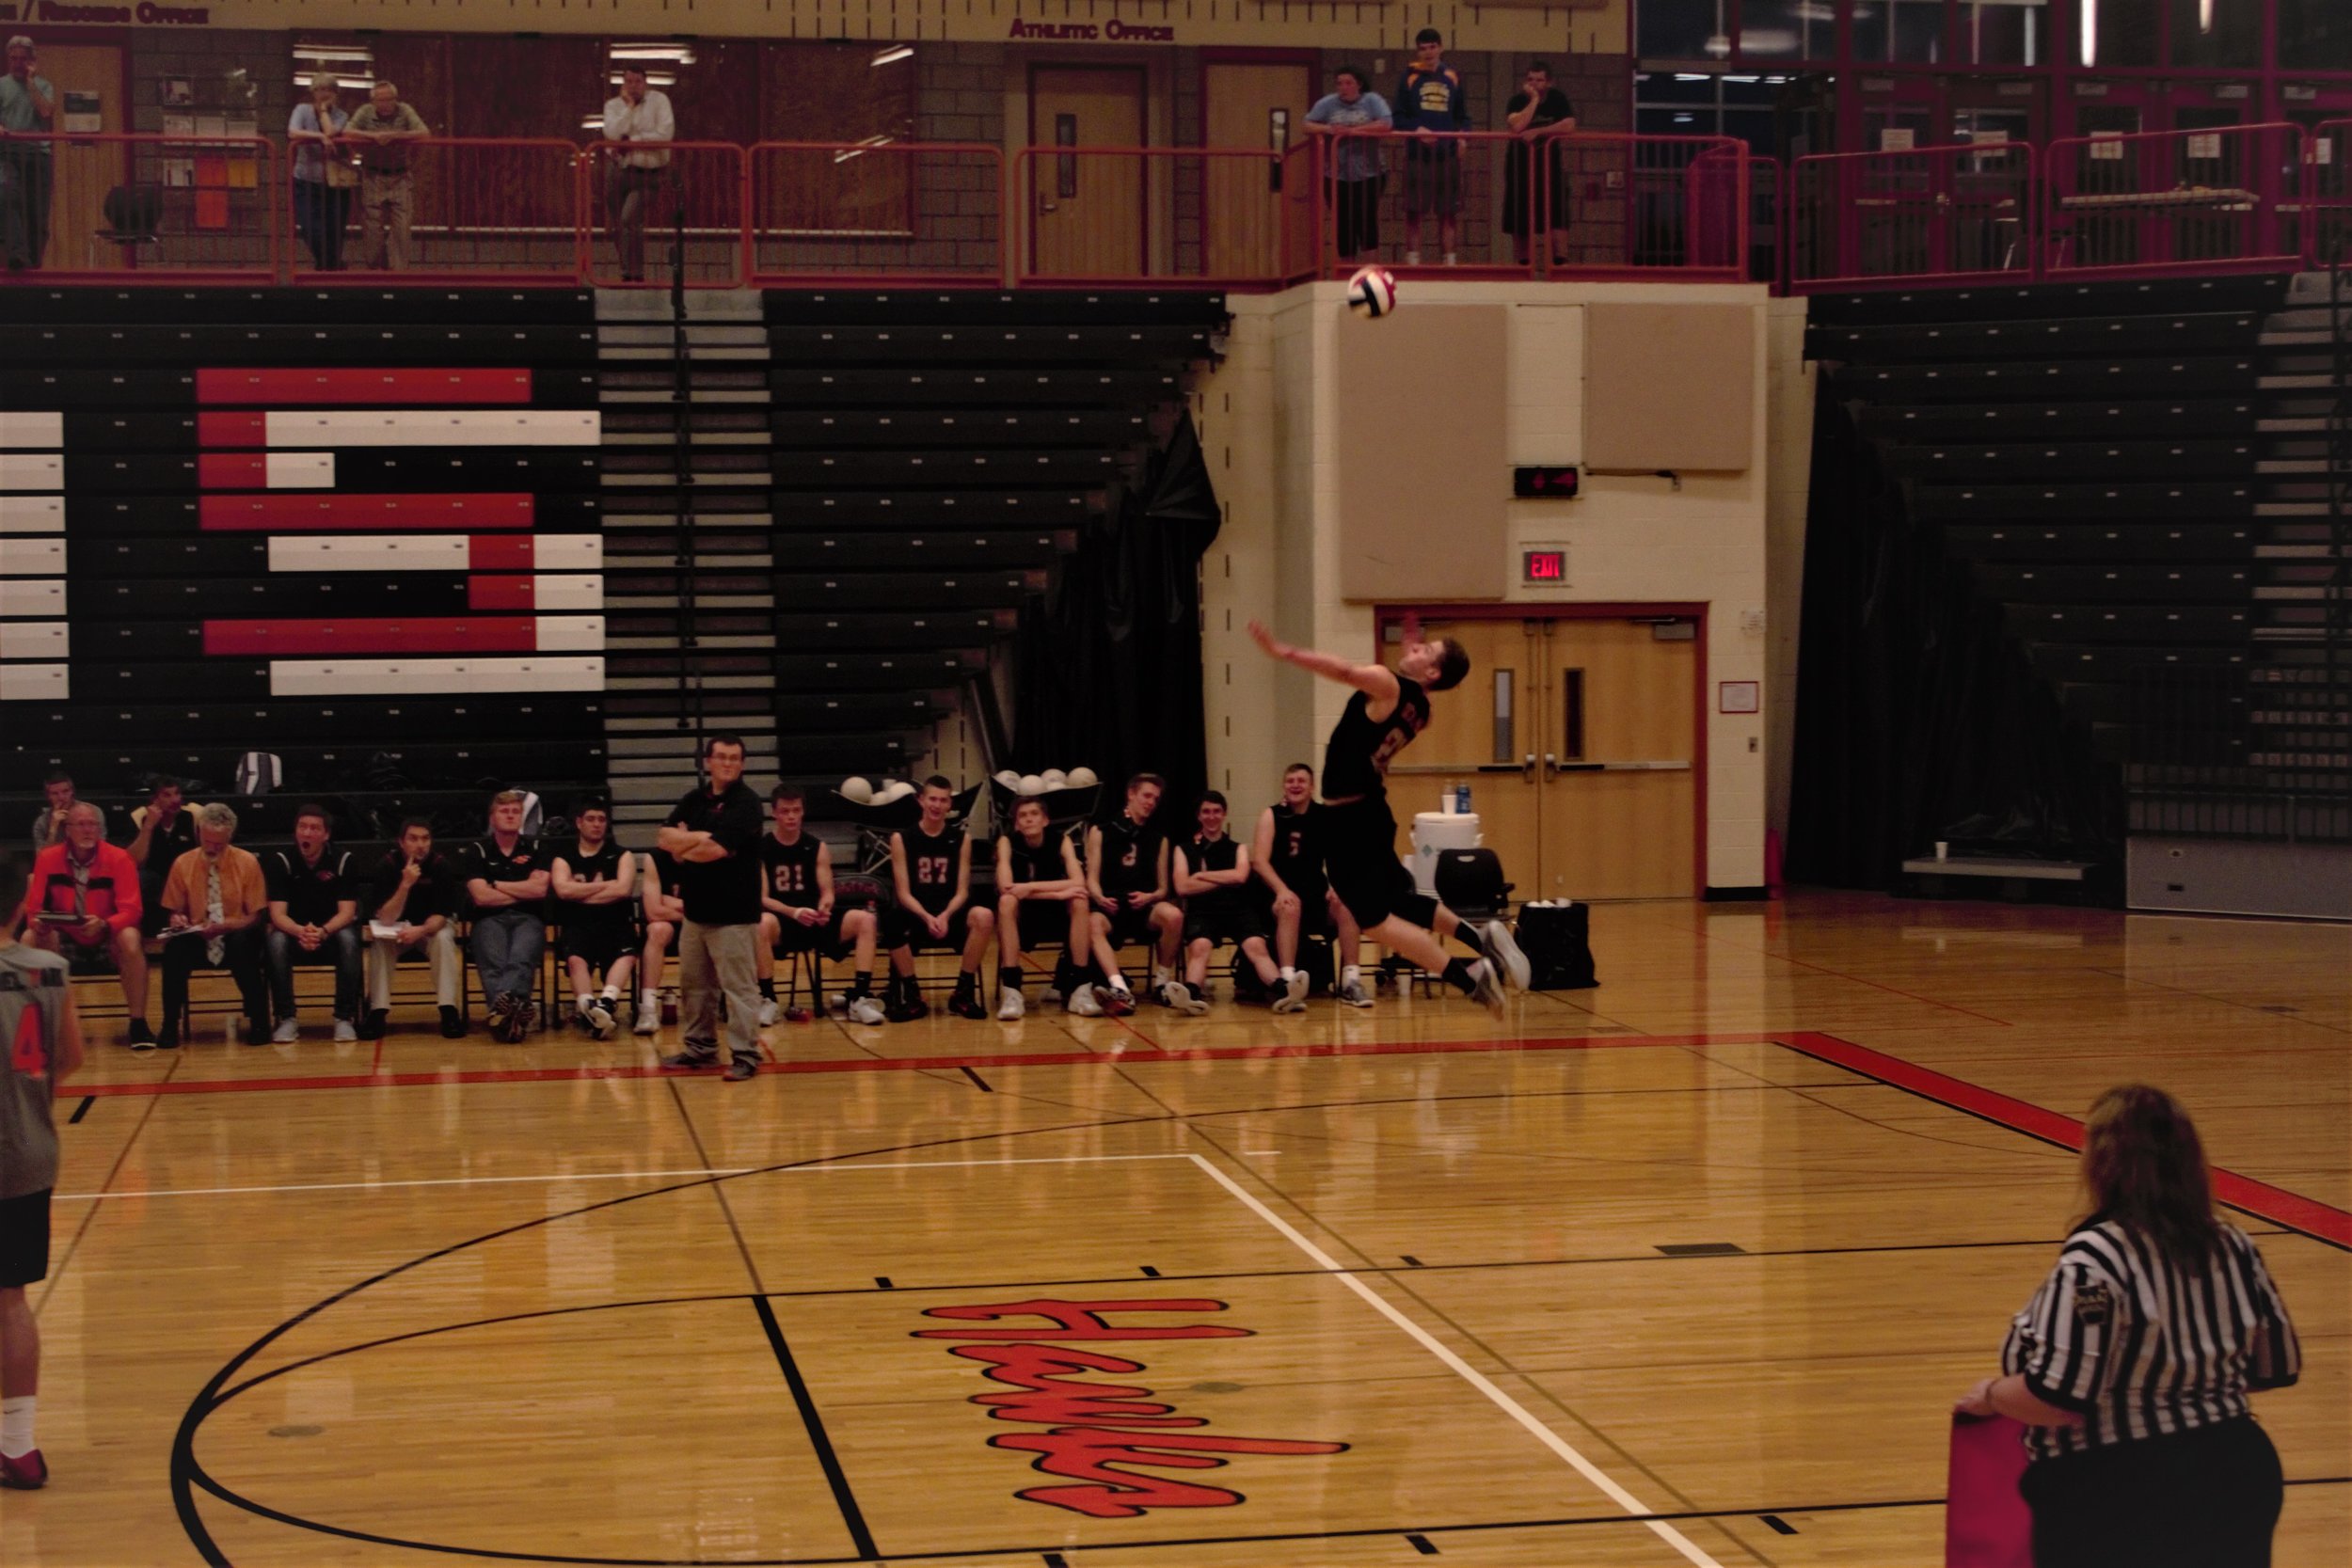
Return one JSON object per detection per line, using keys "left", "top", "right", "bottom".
{"left": 1374, "top": 601, "right": 1714, "bottom": 898}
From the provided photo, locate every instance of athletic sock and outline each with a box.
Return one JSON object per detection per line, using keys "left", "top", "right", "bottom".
{"left": 600, "top": 985, "right": 620, "bottom": 1002}
{"left": 757, "top": 978, "right": 775, "bottom": 1001}
{"left": 0, "top": 1396, "right": 33, "bottom": 1459}
{"left": 1279, "top": 965, "right": 1296, "bottom": 983}
{"left": 574, "top": 992, "right": 593, "bottom": 1015}
{"left": 1442, "top": 957, "right": 1485, "bottom": 996}
{"left": 999, "top": 966, "right": 1024, "bottom": 993}
{"left": 1342, "top": 964, "right": 1362, "bottom": 987}
{"left": 1107, "top": 971, "right": 1133, "bottom": 995}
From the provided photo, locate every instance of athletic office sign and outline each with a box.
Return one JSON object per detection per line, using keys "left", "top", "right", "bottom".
{"left": 8, "top": 1, "right": 215, "bottom": 23}
{"left": 1008, "top": 16, "right": 1176, "bottom": 41}
{"left": 916, "top": 1296, "right": 1347, "bottom": 1516}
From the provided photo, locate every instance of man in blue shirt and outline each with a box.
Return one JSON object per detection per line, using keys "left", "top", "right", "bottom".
{"left": 0, "top": 37, "right": 56, "bottom": 271}
{"left": 1393, "top": 28, "right": 1467, "bottom": 265}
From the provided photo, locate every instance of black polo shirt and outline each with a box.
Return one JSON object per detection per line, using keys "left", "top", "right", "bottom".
{"left": 138, "top": 809, "right": 199, "bottom": 875}
{"left": 266, "top": 845, "right": 355, "bottom": 926}
{"left": 664, "top": 781, "right": 762, "bottom": 927}
{"left": 459, "top": 833, "right": 546, "bottom": 915}
{"left": 365, "top": 848, "right": 458, "bottom": 926}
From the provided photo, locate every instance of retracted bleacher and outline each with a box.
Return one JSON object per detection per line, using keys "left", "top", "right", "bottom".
{"left": 0, "top": 287, "right": 611, "bottom": 837}
{"left": 1806, "top": 271, "right": 2351, "bottom": 916}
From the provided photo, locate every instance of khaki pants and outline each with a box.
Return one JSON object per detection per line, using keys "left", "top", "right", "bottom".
{"left": 679, "top": 920, "right": 759, "bottom": 1064}
{"left": 358, "top": 171, "right": 413, "bottom": 270}
{"left": 366, "top": 924, "right": 460, "bottom": 1011}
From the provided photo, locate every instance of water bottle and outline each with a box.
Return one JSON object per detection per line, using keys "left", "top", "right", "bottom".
{"left": 1454, "top": 784, "right": 1471, "bottom": 816}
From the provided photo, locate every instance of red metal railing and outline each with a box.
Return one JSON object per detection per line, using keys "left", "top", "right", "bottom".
{"left": 1791, "top": 142, "right": 2036, "bottom": 289}
{"left": 2043, "top": 122, "right": 2307, "bottom": 280}
{"left": 291, "top": 136, "right": 580, "bottom": 282}
{"left": 581, "top": 140, "right": 746, "bottom": 289}
{"left": 1, "top": 130, "right": 278, "bottom": 280}
{"left": 1317, "top": 131, "right": 1750, "bottom": 280}
{"left": 749, "top": 141, "right": 1003, "bottom": 285}
{"left": 1011, "top": 144, "right": 1318, "bottom": 287}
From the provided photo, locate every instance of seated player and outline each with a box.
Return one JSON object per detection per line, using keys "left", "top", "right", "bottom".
{"left": 551, "top": 796, "right": 637, "bottom": 1038}
{"left": 633, "top": 847, "right": 683, "bottom": 1037}
{"left": 993, "top": 795, "right": 1091, "bottom": 1021}
{"left": 1252, "top": 761, "right": 1370, "bottom": 1006}
{"left": 1077, "top": 772, "right": 1182, "bottom": 1016}
{"left": 361, "top": 817, "right": 466, "bottom": 1039}
{"left": 263, "top": 805, "right": 362, "bottom": 1044}
{"left": 758, "top": 784, "right": 882, "bottom": 1027}
{"left": 156, "top": 802, "right": 270, "bottom": 1048}
{"left": 126, "top": 777, "right": 199, "bottom": 944}
{"left": 27, "top": 802, "right": 152, "bottom": 1047}
{"left": 459, "top": 790, "right": 550, "bottom": 1043}
{"left": 1173, "top": 790, "right": 1305, "bottom": 1015}
{"left": 883, "top": 777, "right": 995, "bottom": 1022}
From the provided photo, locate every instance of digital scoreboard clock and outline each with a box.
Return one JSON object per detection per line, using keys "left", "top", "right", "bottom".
{"left": 1513, "top": 465, "right": 1581, "bottom": 499}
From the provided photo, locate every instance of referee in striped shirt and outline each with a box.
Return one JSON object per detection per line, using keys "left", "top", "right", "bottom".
{"left": 1958, "top": 1085, "right": 2301, "bottom": 1568}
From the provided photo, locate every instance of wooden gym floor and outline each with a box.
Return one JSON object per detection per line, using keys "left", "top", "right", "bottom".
{"left": 4, "top": 892, "right": 2345, "bottom": 1567}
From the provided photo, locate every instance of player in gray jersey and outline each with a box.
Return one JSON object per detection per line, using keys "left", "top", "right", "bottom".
{"left": 1, "top": 853, "right": 87, "bottom": 1491}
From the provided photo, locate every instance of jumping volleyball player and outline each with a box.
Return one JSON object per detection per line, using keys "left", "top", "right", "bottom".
{"left": 1248, "top": 617, "right": 1528, "bottom": 1016}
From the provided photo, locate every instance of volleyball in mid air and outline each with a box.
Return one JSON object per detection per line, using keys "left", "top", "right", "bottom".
{"left": 1346, "top": 265, "right": 1397, "bottom": 318}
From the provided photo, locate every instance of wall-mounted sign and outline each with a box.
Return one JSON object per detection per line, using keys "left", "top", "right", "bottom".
{"left": 1719, "top": 681, "right": 1760, "bottom": 714}
{"left": 1008, "top": 17, "right": 1177, "bottom": 42}
{"left": 1522, "top": 547, "right": 1566, "bottom": 584}
{"left": 1512, "top": 465, "right": 1580, "bottom": 499}
{"left": 5, "top": 2, "right": 215, "bottom": 24}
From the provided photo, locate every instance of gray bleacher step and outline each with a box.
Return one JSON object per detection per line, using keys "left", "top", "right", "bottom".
{"left": 605, "top": 594, "right": 776, "bottom": 612}
{"left": 601, "top": 471, "right": 776, "bottom": 487}
{"left": 599, "top": 325, "right": 770, "bottom": 347}
{"left": 2252, "top": 502, "right": 2333, "bottom": 516}
{"left": 602, "top": 431, "right": 772, "bottom": 447}
{"left": 2253, "top": 418, "right": 2331, "bottom": 434}
{"left": 2255, "top": 373, "right": 2333, "bottom": 390}
{"left": 606, "top": 673, "right": 778, "bottom": 691}
{"left": 594, "top": 288, "right": 763, "bottom": 323}
{"left": 598, "top": 346, "right": 774, "bottom": 363}
{"left": 606, "top": 716, "right": 775, "bottom": 736}
{"left": 603, "top": 552, "right": 775, "bottom": 570}
{"left": 600, "top": 388, "right": 773, "bottom": 404}
{"left": 604, "top": 511, "right": 777, "bottom": 529}
{"left": 608, "top": 635, "right": 778, "bottom": 652}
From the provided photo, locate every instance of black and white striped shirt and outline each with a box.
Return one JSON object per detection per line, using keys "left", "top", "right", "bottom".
{"left": 2002, "top": 1216, "right": 2300, "bottom": 1462}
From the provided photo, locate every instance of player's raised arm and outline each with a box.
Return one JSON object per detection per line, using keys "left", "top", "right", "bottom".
{"left": 1248, "top": 621, "right": 1399, "bottom": 702}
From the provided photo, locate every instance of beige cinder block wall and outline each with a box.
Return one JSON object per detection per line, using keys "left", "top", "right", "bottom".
{"left": 1201, "top": 278, "right": 1777, "bottom": 895}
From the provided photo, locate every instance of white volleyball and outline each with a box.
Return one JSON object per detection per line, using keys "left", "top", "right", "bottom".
{"left": 839, "top": 776, "right": 874, "bottom": 804}
{"left": 994, "top": 769, "right": 1022, "bottom": 789}
{"left": 1065, "top": 766, "right": 1099, "bottom": 788}
{"left": 1346, "top": 264, "right": 1397, "bottom": 318}
{"left": 1018, "top": 773, "right": 1048, "bottom": 796}
{"left": 875, "top": 780, "right": 915, "bottom": 804}
{"left": 1042, "top": 768, "right": 1068, "bottom": 786}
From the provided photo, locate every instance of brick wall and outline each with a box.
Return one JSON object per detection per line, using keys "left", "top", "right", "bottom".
{"left": 913, "top": 43, "right": 1007, "bottom": 276}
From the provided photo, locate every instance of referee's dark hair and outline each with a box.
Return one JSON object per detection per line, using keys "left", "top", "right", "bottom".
{"left": 1285, "top": 761, "right": 1315, "bottom": 778}
{"left": 1125, "top": 771, "right": 1167, "bottom": 794}
{"left": 920, "top": 774, "right": 955, "bottom": 796}
{"left": 1415, "top": 25, "right": 1442, "bottom": 44}
{"left": 770, "top": 783, "right": 804, "bottom": 805}
{"left": 293, "top": 801, "right": 334, "bottom": 832}
{"left": 703, "top": 733, "right": 746, "bottom": 759}
{"left": 2082, "top": 1084, "right": 2222, "bottom": 1267}
{"left": 1198, "top": 789, "right": 1228, "bottom": 812}
{"left": 1333, "top": 64, "right": 1372, "bottom": 92}
{"left": 1429, "top": 638, "right": 1472, "bottom": 692}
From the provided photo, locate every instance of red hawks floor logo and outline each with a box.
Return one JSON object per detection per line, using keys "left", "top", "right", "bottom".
{"left": 914, "top": 1297, "right": 1348, "bottom": 1517}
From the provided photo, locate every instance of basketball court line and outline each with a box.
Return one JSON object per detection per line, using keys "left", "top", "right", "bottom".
{"left": 1185, "top": 1152, "right": 1727, "bottom": 1568}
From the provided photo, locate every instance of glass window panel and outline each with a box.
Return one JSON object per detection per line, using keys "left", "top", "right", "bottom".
{"left": 1639, "top": 0, "right": 1732, "bottom": 60}
{"left": 1639, "top": 105, "right": 1715, "bottom": 136}
{"left": 2280, "top": 0, "right": 2352, "bottom": 70}
{"left": 2167, "top": 0, "right": 2260, "bottom": 68}
{"left": 1961, "top": 0, "right": 2049, "bottom": 66}
{"left": 1634, "top": 71, "right": 1727, "bottom": 105}
{"left": 2080, "top": 0, "right": 2160, "bottom": 67}
{"left": 1851, "top": 0, "right": 1951, "bottom": 64}
{"left": 1736, "top": 0, "right": 1839, "bottom": 60}
{"left": 1721, "top": 107, "right": 1780, "bottom": 159}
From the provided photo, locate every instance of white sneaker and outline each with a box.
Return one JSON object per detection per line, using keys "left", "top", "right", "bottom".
{"left": 1272, "top": 972, "right": 1310, "bottom": 1014}
{"left": 586, "top": 998, "right": 616, "bottom": 1037}
{"left": 997, "top": 989, "right": 1025, "bottom": 1022}
{"left": 331, "top": 1017, "right": 358, "bottom": 1043}
{"left": 1468, "top": 959, "right": 1507, "bottom": 1022}
{"left": 633, "top": 992, "right": 660, "bottom": 1036}
{"left": 846, "top": 994, "right": 886, "bottom": 1026}
{"left": 1480, "top": 919, "right": 1532, "bottom": 990}
{"left": 757, "top": 997, "right": 780, "bottom": 1027}
{"left": 1068, "top": 983, "right": 1104, "bottom": 1018}
{"left": 1165, "top": 981, "right": 1211, "bottom": 1016}
{"left": 1336, "top": 977, "right": 1375, "bottom": 1008}
{"left": 271, "top": 1017, "right": 299, "bottom": 1044}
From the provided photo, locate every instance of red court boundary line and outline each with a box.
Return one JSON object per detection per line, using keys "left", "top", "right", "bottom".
{"left": 1783, "top": 1031, "right": 2352, "bottom": 1251}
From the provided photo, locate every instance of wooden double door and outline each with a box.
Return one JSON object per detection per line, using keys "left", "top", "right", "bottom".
{"left": 1390, "top": 612, "right": 1699, "bottom": 902}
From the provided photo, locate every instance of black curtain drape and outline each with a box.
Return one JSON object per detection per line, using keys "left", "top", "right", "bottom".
{"left": 1786, "top": 383, "right": 2122, "bottom": 888}
{"left": 1013, "top": 410, "right": 1222, "bottom": 813}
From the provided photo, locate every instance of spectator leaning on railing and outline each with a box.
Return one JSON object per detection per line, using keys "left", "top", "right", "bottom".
{"left": 288, "top": 73, "right": 355, "bottom": 272}
{"left": 0, "top": 35, "right": 56, "bottom": 272}
{"left": 342, "top": 79, "right": 428, "bottom": 271}
{"left": 600, "top": 64, "right": 675, "bottom": 284}
{"left": 1305, "top": 67, "right": 1391, "bottom": 265}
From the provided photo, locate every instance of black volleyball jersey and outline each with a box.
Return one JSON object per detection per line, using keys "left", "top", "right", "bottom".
{"left": 560, "top": 838, "right": 632, "bottom": 928}
{"left": 1093, "top": 813, "right": 1163, "bottom": 895}
{"left": 1322, "top": 675, "right": 1431, "bottom": 800}
{"left": 1264, "top": 803, "right": 1327, "bottom": 894}
{"left": 759, "top": 832, "right": 826, "bottom": 905}
{"left": 901, "top": 824, "right": 963, "bottom": 912}
{"left": 1184, "top": 833, "right": 1248, "bottom": 913}
{"left": 1004, "top": 827, "right": 1070, "bottom": 888}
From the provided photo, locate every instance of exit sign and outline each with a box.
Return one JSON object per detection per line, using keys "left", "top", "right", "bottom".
{"left": 1522, "top": 548, "right": 1567, "bottom": 584}
{"left": 1513, "top": 465, "right": 1581, "bottom": 499}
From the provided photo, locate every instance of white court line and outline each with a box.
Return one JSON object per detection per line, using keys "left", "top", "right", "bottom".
{"left": 1185, "top": 1152, "right": 1726, "bottom": 1568}
{"left": 55, "top": 1151, "right": 1205, "bottom": 1203}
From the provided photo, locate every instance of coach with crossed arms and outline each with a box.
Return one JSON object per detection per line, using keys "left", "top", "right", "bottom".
{"left": 656, "top": 736, "right": 765, "bottom": 1082}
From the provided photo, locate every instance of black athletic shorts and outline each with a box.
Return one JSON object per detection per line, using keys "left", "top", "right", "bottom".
{"left": 0, "top": 1188, "right": 53, "bottom": 1288}
{"left": 885, "top": 905, "right": 978, "bottom": 953}
{"left": 1094, "top": 899, "right": 1170, "bottom": 951}
{"left": 558, "top": 916, "right": 636, "bottom": 971}
{"left": 1184, "top": 900, "right": 1267, "bottom": 947}
{"left": 771, "top": 909, "right": 853, "bottom": 961}
{"left": 1253, "top": 879, "right": 1333, "bottom": 937}
{"left": 1010, "top": 898, "right": 1083, "bottom": 952}
{"left": 1323, "top": 794, "right": 1437, "bottom": 930}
